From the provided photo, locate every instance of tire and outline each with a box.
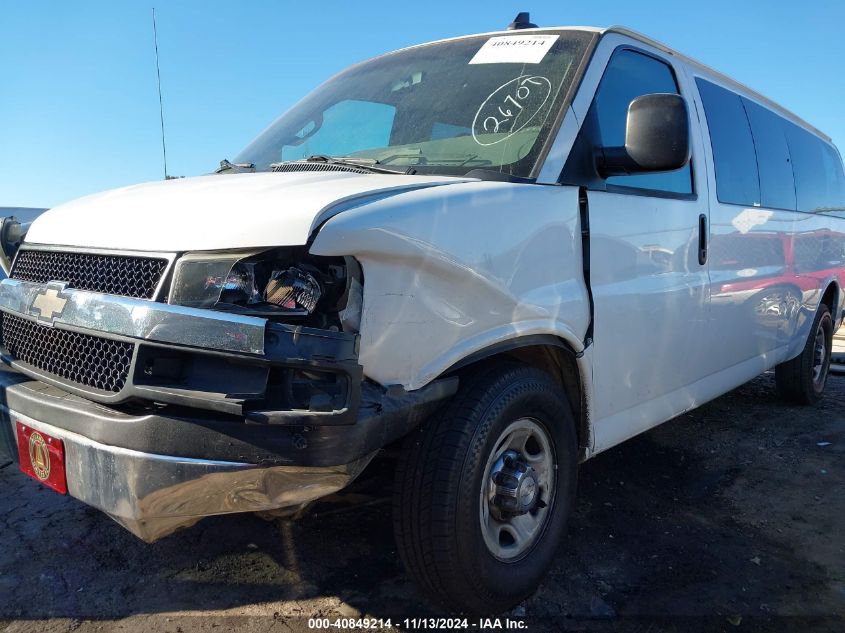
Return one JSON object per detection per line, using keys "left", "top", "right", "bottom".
{"left": 393, "top": 362, "right": 577, "bottom": 615}
{"left": 776, "top": 303, "right": 833, "bottom": 404}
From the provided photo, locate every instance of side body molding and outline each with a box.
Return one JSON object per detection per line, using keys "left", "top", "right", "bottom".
{"left": 310, "top": 180, "right": 591, "bottom": 390}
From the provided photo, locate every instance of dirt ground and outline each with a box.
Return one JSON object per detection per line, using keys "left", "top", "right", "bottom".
{"left": 1, "top": 371, "right": 843, "bottom": 633}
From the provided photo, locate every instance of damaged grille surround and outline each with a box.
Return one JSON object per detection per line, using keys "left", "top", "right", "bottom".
{"left": 0, "top": 266, "right": 362, "bottom": 423}
{"left": 0, "top": 246, "right": 170, "bottom": 397}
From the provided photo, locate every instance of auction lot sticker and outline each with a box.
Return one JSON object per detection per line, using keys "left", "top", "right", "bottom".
{"left": 469, "top": 34, "right": 559, "bottom": 64}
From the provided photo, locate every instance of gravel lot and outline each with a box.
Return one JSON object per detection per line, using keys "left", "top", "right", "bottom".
{"left": 1, "top": 372, "right": 843, "bottom": 633}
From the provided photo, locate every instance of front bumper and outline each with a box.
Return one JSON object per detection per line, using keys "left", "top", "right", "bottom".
{"left": 0, "top": 277, "right": 458, "bottom": 540}
{"left": 1, "top": 404, "right": 371, "bottom": 542}
{"left": 0, "top": 368, "right": 456, "bottom": 542}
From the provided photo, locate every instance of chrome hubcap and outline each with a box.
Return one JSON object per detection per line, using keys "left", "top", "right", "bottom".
{"left": 480, "top": 418, "right": 555, "bottom": 561}
{"left": 489, "top": 450, "right": 540, "bottom": 519}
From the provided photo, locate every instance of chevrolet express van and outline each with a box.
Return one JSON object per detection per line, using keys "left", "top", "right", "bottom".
{"left": 2, "top": 15, "right": 845, "bottom": 614}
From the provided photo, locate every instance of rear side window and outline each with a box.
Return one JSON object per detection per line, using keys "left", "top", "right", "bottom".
{"left": 786, "top": 124, "right": 845, "bottom": 213}
{"left": 594, "top": 50, "right": 693, "bottom": 195}
{"left": 823, "top": 146, "right": 845, "bottom": 211}
{"left": 696, "top": 79, "right": 760, "bottom": 206}
{"left": 742, "top": 98, "right": 796, "bottom": 210}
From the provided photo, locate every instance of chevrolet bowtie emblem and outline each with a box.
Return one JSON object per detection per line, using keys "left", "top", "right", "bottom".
{"left": 31, "top": 285, "right": 69, "bottom": 323}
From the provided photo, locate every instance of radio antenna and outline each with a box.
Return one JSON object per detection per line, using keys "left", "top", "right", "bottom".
{"left": 152, "top": 8, "right": 168, "bottom": 179}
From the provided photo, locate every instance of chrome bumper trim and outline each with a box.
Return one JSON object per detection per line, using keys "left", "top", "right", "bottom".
{"left": 0, "top": 278, "right": 266, "bottom": 355}
{"left": 3, "top": 410, "right": 373, "bottom": 542}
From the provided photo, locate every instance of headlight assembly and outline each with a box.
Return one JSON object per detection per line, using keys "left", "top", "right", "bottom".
{"left": 168, "top": 251, "right": 260, "bottom": 309}
{"left": 167, "top": 249, "right": 354, "bottom": 328}
{"left": 222, "top": 262, "right": 261, "bottom": 305}
{"left": 264, "top": 266, "right": 322, "bottom": 312}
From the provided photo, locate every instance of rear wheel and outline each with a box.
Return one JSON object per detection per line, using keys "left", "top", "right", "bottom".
{"left": 393, "top": 362, "right": 577, "bottom": 614}
{"left": 776, "top": 303, "right": 833, "bottom": 404}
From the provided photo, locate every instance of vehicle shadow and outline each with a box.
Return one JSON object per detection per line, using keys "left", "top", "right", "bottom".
{"left": 0, "top": 374, "right": 843, "bottom": 630}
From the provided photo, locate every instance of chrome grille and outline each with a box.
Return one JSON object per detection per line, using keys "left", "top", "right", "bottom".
{"left": 0, "top": 313, "right": 133, "bottom": 393}
{"left": 11, "top": 250, "right": 168, "bottom": 299}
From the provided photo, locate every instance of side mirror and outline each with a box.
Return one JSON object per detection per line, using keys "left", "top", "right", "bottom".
{"left": 0, "top": 216, "right": 29, "bottom": 276}
{"left": 598, "top": 93, "right": 690, "bottom": 177}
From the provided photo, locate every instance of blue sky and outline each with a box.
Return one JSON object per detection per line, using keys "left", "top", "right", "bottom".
{"left": 2, "top": 0, "right": 843, "bottom": 208}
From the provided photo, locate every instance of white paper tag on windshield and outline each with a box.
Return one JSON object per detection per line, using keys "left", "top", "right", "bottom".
{"left": 469, "top": 34, "right": 559, "bottom": 65}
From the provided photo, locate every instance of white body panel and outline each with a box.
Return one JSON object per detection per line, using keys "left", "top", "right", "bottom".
{"left": 587, "top": 190, "right": 711, "bottom": 451}
{"left": 688, "top": 71, "right": 843, "bottom": 375}
{"left": 26, "top": 172, "right": 467, "bottom": 251}
{"left": 311, "top": 182, "right": 590, "bottom": 389}
{"left": 572, "top": 33, "right": 711, "bottom": 452}
{"left": 581, "top": 33, "right": 845, "bottom": 454}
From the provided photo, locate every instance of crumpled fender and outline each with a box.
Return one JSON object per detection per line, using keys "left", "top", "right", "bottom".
{"left": 310, "top": 180, "right": 590, "bottom": 389}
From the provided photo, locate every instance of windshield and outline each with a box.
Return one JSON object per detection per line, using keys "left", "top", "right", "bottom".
{"left": 234, "top": 30, "right": 595, "bottom": 178}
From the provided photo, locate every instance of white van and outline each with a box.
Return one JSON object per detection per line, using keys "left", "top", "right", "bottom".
{"left": 2, "top": 14, "right": 844, "bottom": 614}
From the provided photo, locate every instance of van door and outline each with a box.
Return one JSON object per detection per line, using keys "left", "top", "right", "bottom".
{"left": 561, "top": 46, "right": 711, "bottom": 451}
{"left": 692, "top": 79, "right": 796, "bottom": 373}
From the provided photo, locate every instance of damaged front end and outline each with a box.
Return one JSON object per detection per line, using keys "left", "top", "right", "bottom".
{"left": 0, "top": 243, "right": 456, "bottom": 540}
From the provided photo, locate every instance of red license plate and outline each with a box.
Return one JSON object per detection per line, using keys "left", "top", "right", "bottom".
{"left": 16, "top": 421, "right": 67, "bottom": 494}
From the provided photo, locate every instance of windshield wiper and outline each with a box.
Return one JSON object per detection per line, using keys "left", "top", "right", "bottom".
{"left": 216, "top": 159, "right": 256, "bottom": 174}
{"left": 270, "top": 155, "right": 408, "bottom": 175}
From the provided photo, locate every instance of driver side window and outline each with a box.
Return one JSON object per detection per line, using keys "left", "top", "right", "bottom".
{"left": 563, "top": 49, "right": 693, "bottom": 195}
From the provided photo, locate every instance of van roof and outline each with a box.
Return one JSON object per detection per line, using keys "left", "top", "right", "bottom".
{"left": 400, "top": 25, "right": 831, "bottom": 144}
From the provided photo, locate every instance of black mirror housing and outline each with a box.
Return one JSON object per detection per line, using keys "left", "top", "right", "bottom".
{"left": 598, "top": 93, "right": 690, "bottom": 177}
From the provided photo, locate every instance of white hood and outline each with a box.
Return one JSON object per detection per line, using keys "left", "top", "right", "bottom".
{"left": 26, "top": 172, "right": 467, "bottom": 251}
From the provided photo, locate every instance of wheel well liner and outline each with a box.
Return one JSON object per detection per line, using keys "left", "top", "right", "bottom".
{"left": 445, "top": 335, "right": 590, "bottom": 456}
{"left": 821, "top": 282, "right": 839, "bottom": 316}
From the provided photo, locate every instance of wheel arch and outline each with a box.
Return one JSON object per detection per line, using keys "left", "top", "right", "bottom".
{"left": 444, "top": 335, "right": 592, "bottom": 460}
{"left": 821, "top": 281, "right": 840, "bottom": 322}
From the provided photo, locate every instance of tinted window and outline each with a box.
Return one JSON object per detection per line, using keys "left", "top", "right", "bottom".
{"left": 786, "top": 123, "right": 845, "bottom": 212}
{"left": 823, "top": 146, "right": 845, "bottom": 211}
{"left": 823, "top": 145, "right": 845, "bottom": 212}
{"left": 742, "top": 99, "right": 796, "bottom": 210}
{"left": 594, "top": 50, "right": 693, "bottom": 194}
{"left": 696, "top": 79, "right": 760, "bottom": 206}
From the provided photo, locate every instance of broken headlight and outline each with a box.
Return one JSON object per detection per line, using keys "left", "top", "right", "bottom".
{"left": 264, "top": 266, "right": 322, "bottom": 312}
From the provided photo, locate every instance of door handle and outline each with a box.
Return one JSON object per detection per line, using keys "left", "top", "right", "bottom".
{"left": 698, "top": 214, "right": 708, "bottom": 265}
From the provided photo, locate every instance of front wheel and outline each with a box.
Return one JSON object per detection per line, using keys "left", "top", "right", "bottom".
{"left": 776, "top": 303, "right": 833, "bottom": 404}
{"left": 393, "top": 363, "right": 577, "bottom": 614}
